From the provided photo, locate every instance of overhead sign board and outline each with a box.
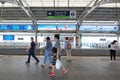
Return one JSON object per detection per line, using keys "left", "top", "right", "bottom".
{"left": 47, "top": 10, "right": 76, "bottom": 19}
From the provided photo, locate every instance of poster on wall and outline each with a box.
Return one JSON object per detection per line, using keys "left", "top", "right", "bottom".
{"left": 3, "top": 35, "right": 14, "bottom": 40}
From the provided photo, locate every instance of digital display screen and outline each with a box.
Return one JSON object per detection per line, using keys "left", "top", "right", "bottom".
{"left": 9, "top": 25, "right": 21, "bottom": 30}
{"left": 21, "top": 25, "right": 34, "bottom": 30}
{"left": 0, "top": 25, "right": 10, "bottom": 30}
{"left": 3, "top": 35, "right": 14, "bottom": 40}
{"left": 0, "top": 24, "right": 34, "bottom": 31}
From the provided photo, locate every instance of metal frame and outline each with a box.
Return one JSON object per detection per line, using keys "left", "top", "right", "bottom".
{"left": 1, "top": 0, "right": 120, "bottom": 34}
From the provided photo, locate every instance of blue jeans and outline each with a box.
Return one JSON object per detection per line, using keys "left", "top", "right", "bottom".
{"left": 43, "top": 49, "right": 52, "bottom": 64}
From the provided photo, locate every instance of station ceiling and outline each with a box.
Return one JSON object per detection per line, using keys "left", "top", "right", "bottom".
{"left": 0, "top": 0, "right": 120, "bottom": 7}
{"left": 0, "top": 0, "right": 120, "bottom": 21}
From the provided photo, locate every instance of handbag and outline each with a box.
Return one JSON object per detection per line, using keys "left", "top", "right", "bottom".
{"left": 55, "top": 59, "right": 62, "bottom": 70}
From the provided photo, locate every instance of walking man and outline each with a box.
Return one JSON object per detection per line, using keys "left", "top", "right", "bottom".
{"left": 25, "top": 37, "right": 39, "bottom": 64}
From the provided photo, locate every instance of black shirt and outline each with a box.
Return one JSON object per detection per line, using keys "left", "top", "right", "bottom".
{"left": 29, "top": 41, "right": 35, "bottom": 53}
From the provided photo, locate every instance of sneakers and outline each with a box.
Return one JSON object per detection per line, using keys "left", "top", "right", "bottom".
{"left": 48, "top": 69, "right": 68, "bottom": 76}
{"left": 48, "top": 72, "right": 55, "bottom": 76}
{"left": 48, "top": 65, "right": 52, "bottom": 68}
{"left": 62, "top": 69, "right": 68, "bottom": 74}
{"left": 41, "top": 64, "right": 45, "bottom": 68}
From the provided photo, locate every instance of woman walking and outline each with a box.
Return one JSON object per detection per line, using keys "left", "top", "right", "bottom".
{"left": 41, "top": 37, "right": 52, "bottom": 68}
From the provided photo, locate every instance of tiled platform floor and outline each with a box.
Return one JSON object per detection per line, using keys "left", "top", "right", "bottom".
{"left": 0, "top": 55, "right": 120, "bottom": 80}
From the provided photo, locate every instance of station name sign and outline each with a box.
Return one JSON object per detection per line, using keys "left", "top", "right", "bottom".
{"left": 47, "top": 10, "right": 76, "bottom": 19}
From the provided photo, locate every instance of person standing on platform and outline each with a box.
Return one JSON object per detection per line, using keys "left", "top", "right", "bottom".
{"left": 109, "top": 40, "right": 118, "bottom": 62}
{"left": 41, "top": 37, "right": 53, "bottom": 68}
{"left": 48, "top": 34, "right": 68, "bottom": 77}
{"left": 25, "top": 37, "right": 39, "bottom": 64}
{"left": 64, "top": 37, "right": 72, "bottom": 61}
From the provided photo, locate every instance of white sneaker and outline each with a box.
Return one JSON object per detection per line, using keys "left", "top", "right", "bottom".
{"left": 110, "top": 61, "right": 112, "bottom": 62}
{"left": 41, "top": 64, "right": 45, "bottom": 68}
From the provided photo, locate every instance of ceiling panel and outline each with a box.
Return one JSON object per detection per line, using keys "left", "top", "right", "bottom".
{"left": 0, "top": 0, "right": 120, "bottom": 7}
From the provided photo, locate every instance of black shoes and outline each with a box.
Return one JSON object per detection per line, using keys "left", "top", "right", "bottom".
{"left": 25, "top": 61, "right": 40, "bottom": 64}
{"left": 25, "top": 61, "right": 30, "bottom": 63}
{"left": 48, "top": 66, "right": 52, "bottom": 69}
{"left": 36, "top": 61, "right": 40, "bottom": 64}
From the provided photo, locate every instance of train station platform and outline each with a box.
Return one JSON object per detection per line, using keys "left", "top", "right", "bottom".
{"left": 0, "top": 56, "right": 120, "bottom": 80}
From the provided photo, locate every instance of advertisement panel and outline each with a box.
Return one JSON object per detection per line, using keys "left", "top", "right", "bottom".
{"left": 80, "top": 26, "right": 118, "bottom": 32}
{"left": 38, "top": 24, "right": 76, "bottom": 31}
{"left": 0, "top": 24, "right": 34, "bottom": 31}
{"left": 3, "top": 35, "right": 14, "bottom": 40}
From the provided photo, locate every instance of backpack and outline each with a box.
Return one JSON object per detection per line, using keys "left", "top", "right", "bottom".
{"left": 66, "top": 42, "right": 71, "bottom": 49}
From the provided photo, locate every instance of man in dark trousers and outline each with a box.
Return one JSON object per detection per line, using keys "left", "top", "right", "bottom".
{"left": 25, "top": 37, "right": 39, "bottom": 64}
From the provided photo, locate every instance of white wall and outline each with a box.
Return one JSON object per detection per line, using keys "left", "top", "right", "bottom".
{"left": 81, "top": 34, "right": 117, "bottom": 48}
{"left": 0, "top": 32, "right": 35, "bottom": 47}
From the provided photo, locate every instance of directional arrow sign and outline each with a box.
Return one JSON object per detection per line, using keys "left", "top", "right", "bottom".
{"left": 47, "top": 11, "right": 76, "bottom": 19}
